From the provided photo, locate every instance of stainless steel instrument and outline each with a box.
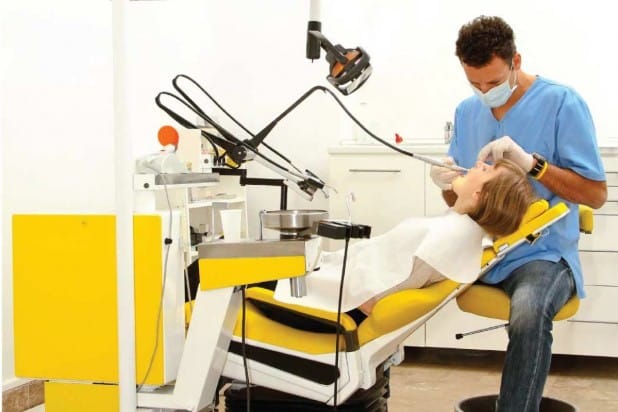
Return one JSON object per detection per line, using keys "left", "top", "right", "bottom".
{"left": 260, "top": 209, "right": 328, "bottom": 237}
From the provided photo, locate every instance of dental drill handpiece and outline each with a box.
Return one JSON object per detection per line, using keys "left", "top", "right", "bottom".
{"left": 412, "top": 153, "right": 469, "bottom": 173}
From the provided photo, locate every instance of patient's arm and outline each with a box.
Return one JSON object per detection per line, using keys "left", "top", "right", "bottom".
{"left": 357, "top": 258, "right": 445, "bottom": 315}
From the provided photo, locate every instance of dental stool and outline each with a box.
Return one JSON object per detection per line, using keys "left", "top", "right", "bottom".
{"left": 219, "top": 200, "right": 572, "bottom": 411}
{"left": 453, "top": 205, "right": 592, "bottom": 411}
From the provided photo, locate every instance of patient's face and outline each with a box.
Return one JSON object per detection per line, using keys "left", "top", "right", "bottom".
{"left": 452, "top": 161, "right": 503, "bottom": 206}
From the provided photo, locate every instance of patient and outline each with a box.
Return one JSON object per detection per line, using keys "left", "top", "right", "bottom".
{"left": 356, "top": 158, "right": 538, "bottom": 316}
{"left": 274, "top": 159, "right": 537, "bottom": 317}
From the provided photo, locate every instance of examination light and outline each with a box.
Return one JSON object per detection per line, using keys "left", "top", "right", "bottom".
{"left": 305, "top": 0, "right": 372, "bottom": 95}
{"left": 307, "top": 31, "right": 372, "bottom": 96}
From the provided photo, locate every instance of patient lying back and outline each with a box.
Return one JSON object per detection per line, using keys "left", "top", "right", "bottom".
{"left": 274, "top": 159, "right": 537, "bottom": 316}
{"left": 359, "top": 158, "right": 538, "bottom": 314}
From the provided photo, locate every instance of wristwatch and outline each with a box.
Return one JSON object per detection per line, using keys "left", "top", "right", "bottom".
{"left": 529, "top": 152, "right": 548, "bottom": 179}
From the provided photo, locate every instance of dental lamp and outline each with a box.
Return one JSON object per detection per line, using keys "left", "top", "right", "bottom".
{"left": 305, "top": 0, "right": 372, "bottom": 95}
{"left": 307, "top": 30, "right": 372, "bottom": 96}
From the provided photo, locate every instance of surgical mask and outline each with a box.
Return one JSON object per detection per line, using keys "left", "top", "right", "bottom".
{"left": 471, "top": 69, "right": 517, "bottom": 108}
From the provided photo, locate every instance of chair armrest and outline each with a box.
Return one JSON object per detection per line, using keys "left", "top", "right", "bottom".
{"left": 579, "top": 205, "right": 594, "bottom": 234}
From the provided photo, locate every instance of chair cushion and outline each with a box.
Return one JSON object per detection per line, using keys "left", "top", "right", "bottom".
{"left": 456, "top": 284, "right": 580, "bottom": 321}
{"left": 231, "top": 281, "right": 460, "bottom": 353}
{"left": 358, "top": 280, "right": 459, "bottom": 344}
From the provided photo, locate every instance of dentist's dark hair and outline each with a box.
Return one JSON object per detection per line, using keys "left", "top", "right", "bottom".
{"left": 456, "top": 15, "right": 516, "bottom": 67}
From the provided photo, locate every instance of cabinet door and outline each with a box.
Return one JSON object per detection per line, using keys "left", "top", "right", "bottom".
{"left": 580, "top": 251, "right": 618, "bottom": 286}
{"left": 578, "top": 214, "right": 618, "bottom": 251}
{"left": 553, "top": 321, "right": 618, "bottom": 357}
{"left": 328, "top": 154, "right": 425, "bottom": 238}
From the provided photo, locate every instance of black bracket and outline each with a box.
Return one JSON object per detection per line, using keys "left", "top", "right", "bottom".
{"left": 213, "top": 167, "right": 288, "bottom": 210}
{"left": 317, "top": 220, "right": 372, "bottom": 240}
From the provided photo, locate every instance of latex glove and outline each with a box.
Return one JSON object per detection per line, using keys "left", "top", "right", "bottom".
{"left": 477, "top": 136, "right": 534, "bottom": 172}
{"left": 430, "top": 157, "right": 461, "bottom": 191}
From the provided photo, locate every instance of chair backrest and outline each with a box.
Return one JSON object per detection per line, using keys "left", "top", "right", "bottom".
{"left": 480, "top": 200, "right": 569, "bottom": 273}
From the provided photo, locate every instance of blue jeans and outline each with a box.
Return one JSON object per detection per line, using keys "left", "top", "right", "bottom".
{"left": 496, "top": 259, "right": 575, "bottom": 412}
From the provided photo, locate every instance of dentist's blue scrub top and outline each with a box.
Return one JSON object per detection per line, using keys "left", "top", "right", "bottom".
{"left": 448, "top": 76, "right": 606, "bottom": 298}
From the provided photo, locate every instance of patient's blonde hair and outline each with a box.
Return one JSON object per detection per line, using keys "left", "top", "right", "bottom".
{"left": 468, "top": 159, "right": 538, "bottom": 237}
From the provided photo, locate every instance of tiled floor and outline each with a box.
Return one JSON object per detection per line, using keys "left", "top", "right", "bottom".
{"left": 25, "top": 347, "right": 618, "bottom": 411}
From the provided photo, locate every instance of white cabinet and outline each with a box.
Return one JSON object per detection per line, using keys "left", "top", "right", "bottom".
{"left": 327, "top": 145, "right": 450, "bottom": 235}
{"left": 552, "top": 153, "right": 618, "bottom": 357}
{"left": 327, "top": 153, "right": 425, "bottom": 235}
{"left": 328, "top": 145, "right": 618, "bottom": 357}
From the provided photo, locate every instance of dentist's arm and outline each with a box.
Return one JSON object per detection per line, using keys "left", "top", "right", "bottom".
{"left": 532, "top": 163, "right": 607, "bottom": 209}
{"left": 478, "top": 136, "right": 607, "bottom": 209}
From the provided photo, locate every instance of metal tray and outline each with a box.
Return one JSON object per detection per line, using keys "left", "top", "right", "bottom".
{"left": 260, "top": 209, "right": 328, "bottom": 236}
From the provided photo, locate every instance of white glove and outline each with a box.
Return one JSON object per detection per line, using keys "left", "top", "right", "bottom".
{"left": 477, "top": 136, "right": 534, "bottom": 172}
{"left": 430, "top": 157, "right": 461, "bottom": 191}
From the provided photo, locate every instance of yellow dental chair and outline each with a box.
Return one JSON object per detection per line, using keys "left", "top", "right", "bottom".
{"left": 217, "top": 199, "right": 572, "bottom": 411}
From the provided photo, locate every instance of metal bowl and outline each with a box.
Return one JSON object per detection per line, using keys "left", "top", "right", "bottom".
{"left": 260, "top": 209, "right": 328, "bottom": 236}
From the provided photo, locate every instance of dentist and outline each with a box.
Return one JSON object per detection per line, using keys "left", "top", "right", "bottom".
{"left": 430, "top": 15, "right": 607, "bottom": 412}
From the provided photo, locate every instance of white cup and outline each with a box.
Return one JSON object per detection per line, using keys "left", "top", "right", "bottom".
{"left": 219, "top": 209, "right": 242, "bottom": 241}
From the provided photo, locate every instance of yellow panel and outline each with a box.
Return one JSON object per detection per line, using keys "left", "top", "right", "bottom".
{"left": 45, "top": 382, "right": 118, "bottom": 412}
{"left": 199, "top": 256, "right": 306, "bottom": 290}
{"left": 13, "top": 215, "right": 118, "bottom": 382}
{"left": 133, "top": 215, "right": 165, "bottom": 386}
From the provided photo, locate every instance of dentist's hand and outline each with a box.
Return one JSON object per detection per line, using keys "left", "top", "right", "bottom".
{"left": 477, "top": 136, "right": 534, "bottom": 172}
{"left": 430, "top": 157, "right": 461, "bottom": 191}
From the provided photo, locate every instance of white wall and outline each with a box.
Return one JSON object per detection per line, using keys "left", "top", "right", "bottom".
{"left": 3, "top": 0, "right": 617, "bottom": 389}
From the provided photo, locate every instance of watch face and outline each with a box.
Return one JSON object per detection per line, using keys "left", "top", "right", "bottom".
{"left": 533, "top": 153, "right": 546, "bottom": 162}
{"left": 530, "top": 153, "right": 546, "bottom": 177}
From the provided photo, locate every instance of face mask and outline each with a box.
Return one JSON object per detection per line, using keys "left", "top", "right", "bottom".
{"left": 471, "top": 69, "right": 517, "bottom": 108}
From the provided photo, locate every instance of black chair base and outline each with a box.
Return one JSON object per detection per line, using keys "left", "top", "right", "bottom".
{"left": 225, "top": 368, "right": 390, "bottom": 412}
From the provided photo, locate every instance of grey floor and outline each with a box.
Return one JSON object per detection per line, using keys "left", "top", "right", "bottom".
{"left": 387, "top": 347, "right": 618, "bottom": 412}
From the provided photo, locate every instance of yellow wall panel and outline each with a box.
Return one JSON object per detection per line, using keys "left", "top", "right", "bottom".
{"left": 45, "top": 382, "right": 118, "bottom": 412}
{"left": 13, "top": 215, "right": 119, "bottom": 382}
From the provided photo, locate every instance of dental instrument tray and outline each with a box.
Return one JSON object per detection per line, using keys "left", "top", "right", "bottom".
{"left": 260, "top": 209, "right": 328, "bottom": 237}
